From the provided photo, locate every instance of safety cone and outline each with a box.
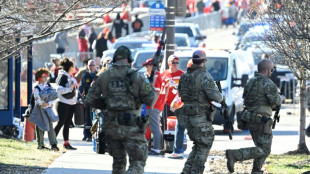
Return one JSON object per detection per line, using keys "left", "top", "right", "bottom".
{"left": 23, "top": 117, "right": 35, "bottom": 141}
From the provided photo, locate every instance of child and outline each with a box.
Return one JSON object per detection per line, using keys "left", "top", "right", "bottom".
{"left": 30, "top": 68, "right": 59, "bottom": 151}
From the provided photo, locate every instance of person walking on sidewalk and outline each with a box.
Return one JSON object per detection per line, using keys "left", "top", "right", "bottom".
{"left": 31, "top": 68, "right": 59, "bottom": 151}
{"left": 85, "top": 46, "right": 156, "bottom": 174}
{"left": 178, "top": 50, "right": 222, "bottom": 173}
{"left": 161, "top": 55, "right": 184, "bottom": 159}
{"left": 142, "top": 58, "right": 165, "bottom": 156}
{"left": 54, "top": 58, "right": 78, "bottom": 150}
{"left": 226, "top": 59, "right": 285, "bottom": 173}
{"left": 79, "top": 60, "right": 97, "bottom": 142}
{"left": 54, "top": 31, "right": 69, "bottom": 54}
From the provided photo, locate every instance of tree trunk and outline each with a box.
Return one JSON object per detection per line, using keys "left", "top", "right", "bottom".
{"left": 297, "top": 79, "right": 310, "bottom": 154}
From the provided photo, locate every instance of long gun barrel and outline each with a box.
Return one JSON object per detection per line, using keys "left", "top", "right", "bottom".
{"left": 149, "top": 28, "right": 166, "bottom": 83}
{"left": 216, "top": 81, "right": 233, "bottom": 140}
{"left": 272, "top": 83, "right": 285, "bottom": 129}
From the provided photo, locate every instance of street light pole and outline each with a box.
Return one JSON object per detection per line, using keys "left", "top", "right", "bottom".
{"left": 164, "top": 0, "right": 175, "bottom": 69}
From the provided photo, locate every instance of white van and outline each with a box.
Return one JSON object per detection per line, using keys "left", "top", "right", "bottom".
{"left": 174, "top": 49, "right": 249, "bottom": 130}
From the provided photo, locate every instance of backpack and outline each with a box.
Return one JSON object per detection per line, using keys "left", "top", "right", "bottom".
{"left": 23, "top": 83, "right": 51, "bottom": 117}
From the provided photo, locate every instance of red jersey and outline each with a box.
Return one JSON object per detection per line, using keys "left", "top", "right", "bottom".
{"left": 146, "top": 72, "right": 165, "bottom": 111}
{"left": 161, "top": 69, "right": 184, "bottom": 107}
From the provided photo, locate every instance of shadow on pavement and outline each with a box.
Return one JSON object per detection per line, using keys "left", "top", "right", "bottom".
{"left": 43, "top": 168, "right": 180, "bottom": 174}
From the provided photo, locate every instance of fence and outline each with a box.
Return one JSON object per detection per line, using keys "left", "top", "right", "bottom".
{"left": 279, "top": 76, "right": 297, "bottom": 104}
{"left": 32, "top": 11, "right": 222, "bottom": 70}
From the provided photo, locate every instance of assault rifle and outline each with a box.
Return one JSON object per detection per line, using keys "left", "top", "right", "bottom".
{"left": 149, "top": 28, "right": 166, "bottom": 83}
{"left": 272, "top": 83, "right": 285, "bottom": 129}
{"left": 216, "top": 81, "right": 233, "bottom": 140}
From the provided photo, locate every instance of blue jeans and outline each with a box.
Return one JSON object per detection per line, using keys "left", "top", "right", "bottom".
{"left": 174, "top": 120, "right": 186, "bottom": 154}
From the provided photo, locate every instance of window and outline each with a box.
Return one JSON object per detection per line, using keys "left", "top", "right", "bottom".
{"left": 206, "top": 57, "right": 228, "bottom": 81}
{"left": 175, "top": 37, "right": 189, "bottom": 47}
{"left": 0, "top": 59, "right": 8, "bottom": 110}
{"left": 175, "top": 27, "right": 194, "bottom": 37}
{"left": 20, "top": 59, "right": 28, "bottom": 107}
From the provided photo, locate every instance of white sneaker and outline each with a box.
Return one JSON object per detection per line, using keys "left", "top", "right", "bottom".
{"left": 168, "top": 152, "right": 184, "bottom": 159}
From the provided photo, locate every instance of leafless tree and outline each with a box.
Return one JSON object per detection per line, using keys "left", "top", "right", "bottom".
{"left": 0, "top": 0, "right": 125, "bottom": 61}
{"left": 248, "top": 0, "right": 310, "bottom": 154}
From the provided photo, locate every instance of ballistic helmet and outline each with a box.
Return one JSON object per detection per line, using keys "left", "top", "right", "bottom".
{"left": 113, "top": 46, "right": 133, "bottom": 63}
{"left": 192, "top": 50, "right": 207, "bottom": 60}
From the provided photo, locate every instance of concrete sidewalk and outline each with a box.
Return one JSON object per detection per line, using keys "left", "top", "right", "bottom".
{"left": 42, "top": 104, "right": 310, "bottom": 174}
{"left": 42, "top": 126, "right": 186, "bottom": 174}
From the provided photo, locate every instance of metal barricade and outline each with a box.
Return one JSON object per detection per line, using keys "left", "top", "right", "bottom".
{"left": 279, "top": 77, "right": 297, "bottom": 104}
{"left": 49, "top": 52, "right": 96, "bottom": 68}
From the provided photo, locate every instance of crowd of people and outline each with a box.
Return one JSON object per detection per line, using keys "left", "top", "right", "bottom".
{"left": 26, "top": 35, "right": 285, "bottom": 174}
{"left": 22, "top": 1, "right": 285, "bottom": 173}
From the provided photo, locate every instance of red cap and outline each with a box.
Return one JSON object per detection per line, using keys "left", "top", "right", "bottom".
{"left": 142, "top": 58, "right": 154, "bottom": 66}
{"left": 168, "top": 55, "right": 179, "bottom": 62}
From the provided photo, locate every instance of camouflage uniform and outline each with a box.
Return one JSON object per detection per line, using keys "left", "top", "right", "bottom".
{"left": 226, "top": 72, "right": 283, "bottom": 173}
{"left": 86, "top": 61, "right": 156, "bottom": 174}
{"left": 178, "top": 64, "right": 223, "bottom": 174}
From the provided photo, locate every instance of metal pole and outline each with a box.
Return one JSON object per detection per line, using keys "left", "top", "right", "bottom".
{"left": 27, "top": 36, "right": 33, "bottom": 108}
{"left": 165, "top": 0, "right": 175, "bottom": 69}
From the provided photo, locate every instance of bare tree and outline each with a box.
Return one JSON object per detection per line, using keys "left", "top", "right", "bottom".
{"left": 0, "top": 0, "right": 125, "bottom": 61}
{"left": 248, "top": 0, "right": 310, "bottom": 154}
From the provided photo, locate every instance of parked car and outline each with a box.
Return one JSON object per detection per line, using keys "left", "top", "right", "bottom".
{"left": 113, "top": 39, "right": 154, "bottom": 50}
{"left": 174, "top": 33, "right": 191, "bottom": 48}
{"left": 132, "top": 49, "right": 163, "bottom": 70}
{"left": 175, "top": 23, "right": 206, "bottom": 47}
{"left": 234, "top": 20, "right": 267, "bottom": 49}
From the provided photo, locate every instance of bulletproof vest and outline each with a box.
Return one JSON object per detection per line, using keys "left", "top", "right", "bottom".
{"left": 243, "top": 76, "right": 269, "bottom": 107}
{"left": 83, "top": 72, "right": 96, "bottom": 95}
{"left": 179, "top": 69, "right": 210, "bottom": 106}
{"left": 105, "top": 67, "right": 139, "bottom": 111}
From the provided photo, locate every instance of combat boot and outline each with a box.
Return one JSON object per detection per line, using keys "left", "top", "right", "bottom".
{"left": 226, "top": 149, "right": 236, "bottom": 173}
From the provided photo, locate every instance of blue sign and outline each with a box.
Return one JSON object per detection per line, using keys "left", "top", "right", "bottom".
{"left": 149, "top": 2, "right": 166, "bottom": 31}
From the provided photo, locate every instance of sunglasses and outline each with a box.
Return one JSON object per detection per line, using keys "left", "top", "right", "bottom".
{"left": 88, "top": 64, "right": 96, "bottom": 66}
{"left": 172, "top": 62, "right": 179, "bottom": 65}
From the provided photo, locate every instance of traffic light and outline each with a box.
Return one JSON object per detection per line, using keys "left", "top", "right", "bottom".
{"left": 175, "top": 0, "right": 186, "bottom": 17}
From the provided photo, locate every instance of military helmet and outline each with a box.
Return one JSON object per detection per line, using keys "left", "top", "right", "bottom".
{"left": 192, "top": 50, "right": 207, "bottom": 60}
{"left": 113, "top": 46, "right": 133, "bottom": 63}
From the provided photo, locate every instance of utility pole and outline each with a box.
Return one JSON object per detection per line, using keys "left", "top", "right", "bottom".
{"left": 164, "top": 0, "right": 175, "bottom": 69}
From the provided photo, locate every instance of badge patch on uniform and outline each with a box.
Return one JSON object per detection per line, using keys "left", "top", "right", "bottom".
{"left": 86, "top": 78, "right": 90, "bottom": 83}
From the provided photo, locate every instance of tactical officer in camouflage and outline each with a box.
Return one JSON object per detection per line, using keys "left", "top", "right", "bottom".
{"left": 226, "top": 59, "right": 285, "bottom": 173}
{"left": 85, "top": 46, "right": 156, "bottom": 174}
{"left": 177, "top": 50, "right": 223, "bottom": 174}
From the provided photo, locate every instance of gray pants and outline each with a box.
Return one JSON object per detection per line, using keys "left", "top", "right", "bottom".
{"left": 36, "top": 122, "right": 57, "bottom": 147}
{"left": 146, "top": 108, "right": 163, "bottom": 150}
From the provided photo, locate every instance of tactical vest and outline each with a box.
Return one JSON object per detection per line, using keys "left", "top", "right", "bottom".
{"left": 179, "top": 69, "right": 210, "bottom": 111}
{"left": 243, "top": 76, "right": 270, "bottom": 107}
{"left": 105, "top": 67, "right": 140, "bottom": 111}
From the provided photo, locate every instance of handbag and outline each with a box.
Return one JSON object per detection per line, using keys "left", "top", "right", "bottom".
{"left": 74, "top": 91, "right": 85, "bottom": 125}
{"left": 74, "top": 101, "right": 85, "bottom": 125}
